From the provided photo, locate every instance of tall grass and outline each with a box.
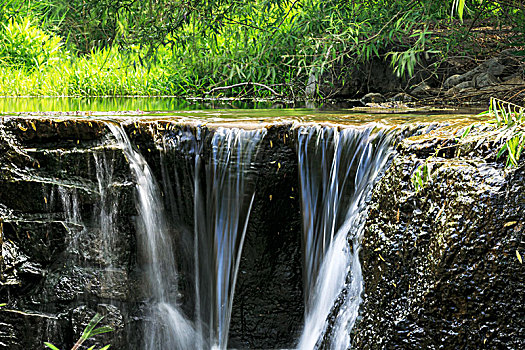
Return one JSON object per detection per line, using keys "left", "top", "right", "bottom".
{"left": 0, "top": 49, "right": 171, "bottom": 96}
{"left": 0, "top": 0, "right": 523, "bottom": 98}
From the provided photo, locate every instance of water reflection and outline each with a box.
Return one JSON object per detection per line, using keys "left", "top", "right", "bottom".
{"left": 0, "top": 97, "right": 292, "bottom": 113}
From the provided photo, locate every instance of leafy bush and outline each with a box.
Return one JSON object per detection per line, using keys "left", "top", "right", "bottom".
{"left": 0, "top": 17, "right": 65, "bottom": 70}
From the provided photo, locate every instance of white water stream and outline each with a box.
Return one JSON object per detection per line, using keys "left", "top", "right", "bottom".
{"left": 105, "top": 121, "right": 390, "bottom": 350}
{"left": 297, "top": 125, "right": 393, "bottom": 349}
{"left": 107, "top": 123, "right": 199, "bottom": 350}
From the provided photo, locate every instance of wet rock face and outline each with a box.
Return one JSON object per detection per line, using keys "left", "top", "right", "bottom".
{"left": 228, "top": 124, "right": 303, "bottom": 348}
{"left": 353, "top": 130, "right": 525, "bottom": 349}
{"left": 0, "top": 118, "right": 139, "bottom": 349}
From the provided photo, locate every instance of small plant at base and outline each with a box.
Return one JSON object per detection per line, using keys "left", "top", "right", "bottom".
{"left": 411, "top": 159, "right": 432, "bottom": 192}
{"left": 44, "top": 313, "right": 113, "bottom": 350}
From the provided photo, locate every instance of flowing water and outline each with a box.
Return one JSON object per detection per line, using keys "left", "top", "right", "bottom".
{"left": 1, "top": 106, "right": 491, "bottom": 350}
{"left": 61, "top": 121, "right": 389, "bottom": 349}
{"left": 199, "top": 127, "right": 266, "bottom": 350}
{"left": 162, "top": 126, "right": 266, "bottom": 349}
{"left": 106, "top": 123, "right": 198, "bottom": 350}
{"left": 297, "top": 125, "right": 394, "bottom": 349}
{"left": 107, "top": 123, "right": 265, "bottom": 349}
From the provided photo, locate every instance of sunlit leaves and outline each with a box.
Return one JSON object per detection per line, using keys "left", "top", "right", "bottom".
{"left": 490, "top": 98, "right": 525, "bottom": 168}
{"left": 0, "top": 17, "right": 65, "bottom": 70}
{"left": 452, "top": 0, "right": 466, "bottom": 21}
{"left": 44, "top": 343, "right": 60, "bottom": 350}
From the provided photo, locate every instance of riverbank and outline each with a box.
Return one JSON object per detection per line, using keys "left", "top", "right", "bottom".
{"left": 1, "top": 1, "right": 523, "bottom": 106}
{"left": 1, "top": 49, "right": 523, "bottom": 109}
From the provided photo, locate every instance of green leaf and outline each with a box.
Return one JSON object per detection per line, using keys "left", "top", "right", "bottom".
{"left": 461, "top": 124, "right": 473, "bottom": 139}
{"left": 44, "top": 342, "right": 61, "bottom": 350}
{"left": 81, "top": 313, "right": 105, "bottom": 340}
{"left": 455, "top": 0, "right": 466, "bottom": 21}
{"left": 90, "top": 326, "right": 114, "bottom": 337}
{"left": 497, "top": 143, "right": 508, "bottom": 159}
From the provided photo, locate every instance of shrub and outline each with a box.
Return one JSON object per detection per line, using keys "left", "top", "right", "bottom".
{"left": 0, "top": 17, "right": 65, "bottom": 70}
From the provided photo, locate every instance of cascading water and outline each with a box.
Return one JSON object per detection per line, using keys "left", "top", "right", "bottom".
{"left": 106, "top": 122, "right": 198, "bottom": 350}
{"left": 93, "top": 152, "right": 119, "bottom": 264}
{"left": 297, "top": 125, "right": 394, "bottom": 350}
{"left": 162, "top": 126, "right": 266, "bottom": 349}
{"left": 198, "top": 127, "right": 266, "bottom": 350}
{"left": 58, "top": 186, "right": 83, "bottom": 255}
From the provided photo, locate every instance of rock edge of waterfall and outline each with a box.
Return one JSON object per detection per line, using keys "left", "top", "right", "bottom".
{"left": 1, "top": 116, "right": 524, "bottom": 349}
{"left": 350, "top": 125, "right": 525, "bottom": 349}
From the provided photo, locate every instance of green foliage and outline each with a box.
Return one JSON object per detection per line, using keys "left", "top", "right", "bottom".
{"left": 0, "top": 1, "right": 523, "bottom": 97}
{"left": 489, "top": 98, "right": 525, "bottom": 167}
{"left": 44, "top": 313, "right": 113, "bottom": 350}
{"left": 411, "top": 159, "right": 433, "bottom": 192}
{"left": 0, "top": 17, "right": 65, "bottom": 70}
{"left": 452, "top": 0, "right": 466, "bottom": 21}
{"left": 43, "top": 343, "right": 60, "bottom": 350}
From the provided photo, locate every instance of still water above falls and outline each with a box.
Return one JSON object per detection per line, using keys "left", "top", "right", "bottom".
{"left": 0, "top": 110, "right": 523, "bottom": 350}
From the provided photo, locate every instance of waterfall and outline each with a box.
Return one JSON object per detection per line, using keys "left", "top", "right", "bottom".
{"left": 199, "top": 127, "right": 266, "bottom": 350}
{"left": 297, "top": 125, "right": 393, "bottom": 349}
{"left": 58, "top": 186, "right": 83, "bottom": 256}
{"left": 107, "top": 122, "right": 198, "bottom": 350}
{"left": 162, "top": 126, "right": 266, "bottom": 349}
{"left": 93, "top": 152, "right": 119, "bottom": 265}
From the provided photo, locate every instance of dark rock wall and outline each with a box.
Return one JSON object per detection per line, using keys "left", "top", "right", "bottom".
{"left": 353, "top": 128, "right": 525, "bottom": 349}
{"left": 228, "top": 124, "right": 303, "bottom": 348}
{"left": 0, "top": 118, "right": 138, "bottom": 349}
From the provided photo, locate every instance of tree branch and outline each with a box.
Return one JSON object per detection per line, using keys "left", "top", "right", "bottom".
{"left": 206, "top": 82, "right": 282, "bottom": 97}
